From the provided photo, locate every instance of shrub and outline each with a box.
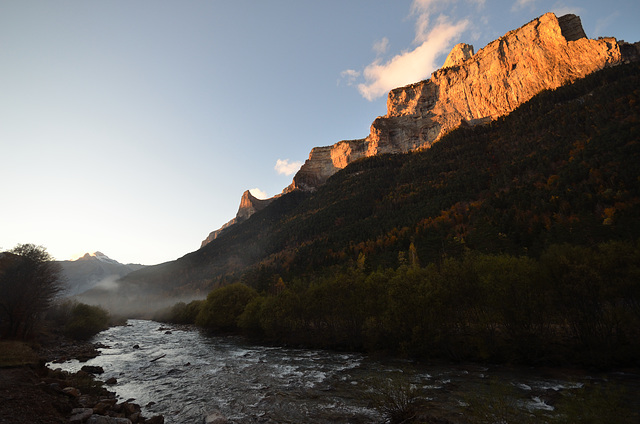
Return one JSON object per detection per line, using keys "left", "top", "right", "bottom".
{"left": 63, "top": 302, "right": 110, "bottom": 340}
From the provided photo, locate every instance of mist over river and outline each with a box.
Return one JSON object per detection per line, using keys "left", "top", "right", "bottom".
{"left": 51, "top": 320, "right": 638, "bottom": 423}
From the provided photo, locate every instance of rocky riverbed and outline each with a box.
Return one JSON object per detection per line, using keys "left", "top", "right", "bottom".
{"left": 0, "top": 332, "right": 165, "bottom": 424}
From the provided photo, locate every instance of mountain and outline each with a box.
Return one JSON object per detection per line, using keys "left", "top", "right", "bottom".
{"left": 202, "top": 12, "right": 638, "bottom": 243}
{"left": 80, "top": 12, "right": 640, "bottom": 316}
{"left": 201, "top": 190, "right": 276, "bottom": 247}
{"left": 57, "top": 252, "right": 145, "bottom": 296}
{"left": 288, "top": 13, "right": 637, "bottom": 192}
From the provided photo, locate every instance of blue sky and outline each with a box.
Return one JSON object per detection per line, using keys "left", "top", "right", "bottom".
{"left": 2, "top": 0, "right": 639, "bottom": 265}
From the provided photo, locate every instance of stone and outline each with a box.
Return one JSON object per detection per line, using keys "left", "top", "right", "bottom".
{"left": 105, "top": 377, "right": 117, "bottom": 385}
{"left": 121, "top": 401, "right": 141, "bottom": 416}
{"left": 145, "top": 416, "right": 164, "bottom": 424}
{"left": 63, "top": 386, "right": 81, "bottom": 397}
{"left": 81, "top": 365, "right": 104, "bottom": 375}
{"left": 78, "top": 394, "right": 98, "bottom": 408}
{"left": 69, "top": 408, "right": 94, "bottom": 424}
{"left": 203, "top": 409, "right": 228, "bottom": 424}
{"left": 93, "top": 401, "right": 113, "bottom": 415}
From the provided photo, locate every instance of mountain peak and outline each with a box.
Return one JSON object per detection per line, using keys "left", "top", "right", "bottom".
{"left": 443, "top": 43, "right": 475, "bottom": 69}
{"left": 236, "top": 190, "right": 273, "bottom": 220}
{"left": 286, "top": 11, "right": 638, "bottom": 192}
{"left": 200, "top": 189, "right": 278, "bottom": 248}
{"left": 78, "top": 251, "right": 110, "bottom": 261}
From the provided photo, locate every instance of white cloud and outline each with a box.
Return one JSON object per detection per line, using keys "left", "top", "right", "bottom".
{"left": 275, "top": 159, "right": 303, "bottom": 176}
{"left": 249, "top": 188, "right": 269, "bottom": 199}
{"left": 411, "top": 0, "right": 444, "bottom": 44}
{"left": 373, "top": 37, "right": 390, "bottom": 55}
{"left": 342, "top": 0, "right": 470, "bottom": 101}
{"left": 358, "top": 16, "right": 469, "bottom": 101}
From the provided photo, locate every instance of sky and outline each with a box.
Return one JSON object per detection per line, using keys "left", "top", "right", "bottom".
{"left": 2, "top": 0, "right": 639, "bottom": 265}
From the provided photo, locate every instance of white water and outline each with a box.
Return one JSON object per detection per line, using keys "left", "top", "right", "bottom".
{"left": 50, "top": 320, "right": 638, "bottom": 423}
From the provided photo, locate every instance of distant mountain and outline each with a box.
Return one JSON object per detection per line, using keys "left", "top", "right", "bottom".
{"left": 57, "top": 252, "right": 145, "bottom": 296}
{"left": 80, "top": 12, "right": 640, "bottom": 317}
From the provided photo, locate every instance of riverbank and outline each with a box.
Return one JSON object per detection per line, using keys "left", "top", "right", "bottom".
{"left": 0, "top": 330, "right": 164, "bottom": 424}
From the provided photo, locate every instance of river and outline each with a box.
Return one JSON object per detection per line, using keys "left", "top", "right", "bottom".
{"left": 50, "top": 320, "right": 638, "bottom": 423}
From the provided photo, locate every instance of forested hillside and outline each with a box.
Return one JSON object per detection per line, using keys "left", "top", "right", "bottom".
{"left": 94, "top": 63, "right": 640, "bottom": 345}
{"left": 149, "top": 64, "right": 640, "bottom": 366}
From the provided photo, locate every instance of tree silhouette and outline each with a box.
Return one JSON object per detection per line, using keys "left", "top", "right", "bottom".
{"left": 0, "top": 244, "right": 64, "bottom": 339}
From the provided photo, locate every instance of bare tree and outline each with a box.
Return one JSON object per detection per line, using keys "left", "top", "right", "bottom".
{"left": 0, "top": 244, "right": 65, "bottom": 339}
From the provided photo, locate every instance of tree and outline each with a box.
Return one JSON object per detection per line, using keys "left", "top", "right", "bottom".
{"left": 195, "top": 283, "right": 257, "bottom": 331}
{"left": 0, "top": 244, "right": 65, "bottom": 339}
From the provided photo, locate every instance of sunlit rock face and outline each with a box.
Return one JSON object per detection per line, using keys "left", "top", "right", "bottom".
{"left": 205, "top": 12, "right": 639, "bottom": 245}
{"left": 201, "top": 190, "right": 274, "bottom": 247}
{"left": 287, "top": 12, "right": 636, "bottom": 192}
{"left": 443, "top": 43, "right": 475, "bottom": 69}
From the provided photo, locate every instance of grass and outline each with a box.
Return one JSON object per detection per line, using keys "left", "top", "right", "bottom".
{"left": 0, "top": 341, "right": 40, "bottom": 368}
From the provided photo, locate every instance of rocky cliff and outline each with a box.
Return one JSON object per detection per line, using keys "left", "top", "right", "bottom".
{"left": 287, "top": 12, "right": 639, "bottom": 192}
{"left": 203, "top": 12, "right": 639, "bottom": 245}
{"left": 201, "top": 190, "right": 274, "bottom": 247}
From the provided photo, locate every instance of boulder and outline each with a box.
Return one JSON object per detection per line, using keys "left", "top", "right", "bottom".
{"left": 145, "top": 416, "right": 164, "bottom": 424}
{"left": 203, "top": 409, "right": 228, "bottom": 424}
{"left": 81, "top": 365, "right": 105, "bottom": 375}
{"left": 63, "top": 386, "right": 81, "bottom": 397}
{"left": 69, "top": 408, "right": 94, "bottom": 424}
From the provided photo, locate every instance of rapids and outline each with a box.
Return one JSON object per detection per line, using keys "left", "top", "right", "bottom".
{"left": 51, "top": 320, "right": 638, "bottom": 423}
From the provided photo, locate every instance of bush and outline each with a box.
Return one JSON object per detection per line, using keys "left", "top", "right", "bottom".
{"left": 63, "top": 302, "right": 110, "bottom": 340}
{"left": 366, "top": 377, "right": 423, "bottom": 424}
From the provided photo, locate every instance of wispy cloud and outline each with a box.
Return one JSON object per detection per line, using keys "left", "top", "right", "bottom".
{"left": 275, "top": 159, "right": 303, "bottom": 176}
{"left": 511, "top": 0, "right": 536, "bottom": 12}
{"left": 249, "top": 188, "right": 269, "bottom": 199}
{"left": 344, "top": 0, "right": 470, "bottom": 101}
{"left": 339, "top": 69, "right": 361, "bottom": 86}
{"left": 372, "top": 37, "right": 390, "bottom": 55}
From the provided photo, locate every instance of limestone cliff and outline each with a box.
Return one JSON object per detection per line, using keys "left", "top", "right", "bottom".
{"left": 203, "top": 12, "right": 639, "bottom": 247}
{"left": 287, "top": 12, "right": 638, "bottom": 192}
{"left": 201, "top": 190, "right": 274, "bottom": 247}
